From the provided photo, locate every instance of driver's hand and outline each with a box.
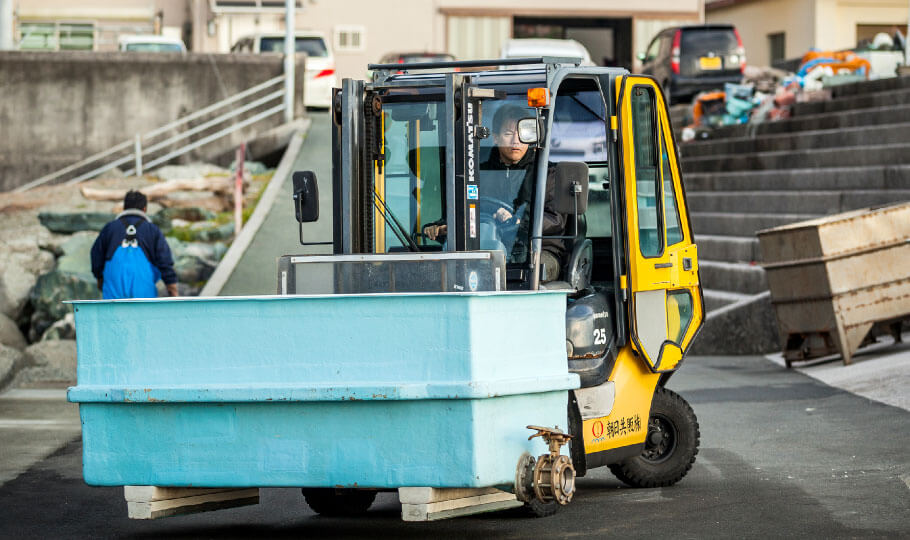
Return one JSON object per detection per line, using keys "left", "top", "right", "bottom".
{"left": 423, "top": 224, "right": 447, "bottom": 240}
{"left": 494, "top": 208, "right": 513, "bottom": 222}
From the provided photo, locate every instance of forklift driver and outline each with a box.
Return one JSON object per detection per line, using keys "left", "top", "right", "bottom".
{"left": 423, "top": 104, "right": 567, "bottom": 281}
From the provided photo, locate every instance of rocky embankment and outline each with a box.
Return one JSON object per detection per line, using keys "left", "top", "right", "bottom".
{"left": 0, "top": 163, "right": 272, "bottom": 391}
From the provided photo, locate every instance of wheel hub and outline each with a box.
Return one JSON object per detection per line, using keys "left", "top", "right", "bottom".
{"left": 642, "top": 415, "right": 677, "bottom": 464}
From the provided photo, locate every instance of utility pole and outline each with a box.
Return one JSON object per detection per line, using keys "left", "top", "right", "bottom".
{"left": 283, "top": 0, "right": 295, "bottom": 123}
{"left": 0, "top": 0, "right": 14, "bottom": 50}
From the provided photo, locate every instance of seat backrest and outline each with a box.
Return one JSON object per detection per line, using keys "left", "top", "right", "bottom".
{"left": 566, "top": 238, "right": 593, "bottom": 291}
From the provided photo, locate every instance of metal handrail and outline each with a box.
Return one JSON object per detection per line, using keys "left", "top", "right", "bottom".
{"left": 16, "top": 74, "right": 288, "bottom": 192}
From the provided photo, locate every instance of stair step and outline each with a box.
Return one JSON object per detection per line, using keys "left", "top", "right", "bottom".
{"left": 680, "top": 121, "right": 910, "bottom": 158}
{"left": 792, "top": 86, "right": 910, "bottom": 117}
{"left": 699, "top": 260, "right": 768, "bottom": 295}
{"left": 690, "top": 212, "right": 820, "bottom": 237}
{"left": 682, "top": 142, "right": 910, "bottom": 173}
{"left": 683, "top": 164, "right": 910, "bottom": 192}
{"left": 686, "top": 190, "right": 910, "bottom": 215}
{"left": 828, "top": 75, "right": 910, "bottom": 98}
{"left": 697, "top": 234, "right": 760, "bottom": 263}
{"left": 703, "top": 288, "right": 754, "bottom": 311}
{"left": 707, "top": 103, "right": 910, "bottom": 139}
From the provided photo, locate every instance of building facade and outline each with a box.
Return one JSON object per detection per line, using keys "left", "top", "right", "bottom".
{"left": 707, "top": 0, "right": 909, "bottom": 67}
{"left": 7, "top": 1, "right": 704, "bottom": 79}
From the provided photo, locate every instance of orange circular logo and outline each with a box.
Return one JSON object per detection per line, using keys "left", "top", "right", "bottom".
{"left": 592, "top": 421, "right": 604, "bottom": 437}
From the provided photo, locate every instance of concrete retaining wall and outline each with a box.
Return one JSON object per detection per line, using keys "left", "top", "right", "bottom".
{"left": 0, "top": 51, "right": 306, "bottom": 192}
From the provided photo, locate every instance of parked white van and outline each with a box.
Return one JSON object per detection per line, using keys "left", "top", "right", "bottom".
{"left": 118, "top": 35, "right": 186, "bottom": 53}
{"left": 231, "top": 31, "right": 337, "bottom": 108}
{"left": 499, "top": 38, "right": 594, "bottom": 66}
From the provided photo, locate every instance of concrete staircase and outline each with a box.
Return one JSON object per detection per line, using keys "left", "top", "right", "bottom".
{"left": 679, "top": 76, "right": 910, "bottom": 353}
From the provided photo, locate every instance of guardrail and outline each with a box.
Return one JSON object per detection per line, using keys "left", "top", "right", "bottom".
{"left": 15, "top": 73, "right": 288, "bottom": 193}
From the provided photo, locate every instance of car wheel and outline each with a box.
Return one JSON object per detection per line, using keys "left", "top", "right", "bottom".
{"left": 302, "top": 488, "right": 377, "bottom": 516}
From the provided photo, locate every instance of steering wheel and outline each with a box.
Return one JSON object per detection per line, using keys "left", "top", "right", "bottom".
{"left": 477, "top": 196, "right": 515, "bottom": 221}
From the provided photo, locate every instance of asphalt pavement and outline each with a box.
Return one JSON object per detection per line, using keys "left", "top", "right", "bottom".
{"left": 0, "top": 353, "right": 908, "bottom": 538}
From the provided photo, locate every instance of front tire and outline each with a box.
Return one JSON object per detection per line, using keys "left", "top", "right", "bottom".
{"left": 608, "top": 387, "right": 699, "bottom": 488}
{"left": 302, "top": 488, "right": 376, "bottom": 516}
{"left": 523, "top": 498, "right": 560, "bottom": 518}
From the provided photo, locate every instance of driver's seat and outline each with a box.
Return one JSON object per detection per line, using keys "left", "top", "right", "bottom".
{"left": 541, "top": 214, "right": 593, "bottom": 292}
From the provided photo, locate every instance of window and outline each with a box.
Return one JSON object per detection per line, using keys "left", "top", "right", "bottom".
{"left": 213, "top": 1, "right": 301, "bottom": 12}
{"left": 630, "top": 85, "right": 662, "bottom": 258}
{"left": 644, "top": 36, "right": 660, "bottom": 62}
{"left": 661, "top": 141, "right": 683, "bottom": 246}
{"left": 18, "top": 22, "right": 94, "bottom": 51}
{"left": 334, "top": 26, "right": 365, "bottom": 52}
{"left": 376, "top": 97, "right": 446, "bottom": 252}
{"left": 18, "top": 23, "right": 56, "bottom": 50}
{"left": 667, "top": 290, "right": 694, "bottom": 344}
{"left": 768, "top": 32, "right": 785, "bottom": 64}
{"left": 260, "top": 36, "right": 328, "bottom": 56}
{"left": 551, "top": 78, "right": 608, "bottom": 163}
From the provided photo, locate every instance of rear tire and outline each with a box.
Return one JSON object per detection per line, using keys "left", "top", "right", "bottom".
{"left": 608, "top": 387, "right": 699, "bottom": 488}
{"left": 302, "top": 488, "right": 376, "bottom": 516}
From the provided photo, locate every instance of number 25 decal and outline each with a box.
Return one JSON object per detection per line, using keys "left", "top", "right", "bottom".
{"left": 593, "top": 328, "right": 607, "bottom": 345}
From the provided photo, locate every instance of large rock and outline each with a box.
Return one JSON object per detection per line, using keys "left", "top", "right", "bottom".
{"left": 167, "top": 239, "right": 225, "bottom": 284}
{"left": 28, "top": 270, "right": 99, "bottom": 341}
{"left": 11, "top": 340, "right": 77, "bottom": 387}
{"left": 0, "top": 344, "right": 25, "bottom": 390}
{"left": 154, "top": 163, "right": 229, "bottom": 181}
{"left": 55, "top": 231, "right": 97, "bottom": 277}
{"left": 155, "top": 207, "right": 217, "bottom": 224}
{"left": 38, "top": 211, "right": 114, "bottom": 234}
{"left": 188, "top": 221, "right": 234, "bottom": 242}
{"left": 40, "top": 312, "right": 75, "bottom": 341}
{"left": 174, "top": 254, "right": 217, "bottom": 284}
{"left": 0, "top": 232, "right": 56, "bottom": 319}
{"left": 0, "top": 261, "right": 38, "bottom": 319}
{"left": 0, "top": 312, "right": 27, "bottom": 350}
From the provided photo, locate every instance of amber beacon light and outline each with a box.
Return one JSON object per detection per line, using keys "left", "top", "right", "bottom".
{"left": 527, "top": 88, "right": 550, "bottom": 107}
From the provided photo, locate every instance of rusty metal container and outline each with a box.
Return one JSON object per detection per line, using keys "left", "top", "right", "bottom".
{"left": 757, "top": 202, "right": 910, "bottom": 366}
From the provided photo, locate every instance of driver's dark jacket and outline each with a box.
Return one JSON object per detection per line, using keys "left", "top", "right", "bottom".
{"left": 480, "top": 148, "right": 567, "bottom": 259}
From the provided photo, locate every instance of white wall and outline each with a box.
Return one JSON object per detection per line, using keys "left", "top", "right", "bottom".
{"left": 815, "top": 0, "right": 908, "bottom": 53}
{"left": 707, "top": 0, "right": 815, "bottom": 67}
{"left": 708, "top": 0, "right": 909, "bottom": 68}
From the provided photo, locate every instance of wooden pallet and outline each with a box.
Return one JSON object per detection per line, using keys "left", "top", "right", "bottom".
{"left": 124, "top": 486, "right": 260, "bottom": 520}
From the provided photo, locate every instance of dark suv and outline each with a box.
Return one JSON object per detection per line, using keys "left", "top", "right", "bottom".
{"left": 639, "top": 24, "right": 745, "bottom": 105}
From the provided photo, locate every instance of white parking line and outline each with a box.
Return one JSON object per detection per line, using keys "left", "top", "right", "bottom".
{"left": 0, "top": 419, "right": 79, "bottom": 429}
{"left": 0, "top": 389, "right": 69, "bottom": 401}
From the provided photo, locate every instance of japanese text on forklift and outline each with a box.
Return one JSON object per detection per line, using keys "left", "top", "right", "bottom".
{"left": 289, "top": 56, "right": 706, "bottom": 517}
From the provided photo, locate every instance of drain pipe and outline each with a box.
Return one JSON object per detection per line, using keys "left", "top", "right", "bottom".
{"left": 283, "top": 0, "right": 295, "bottom": 123}
{"left": 0, "top": 0, "right": 13, "bottom": 51}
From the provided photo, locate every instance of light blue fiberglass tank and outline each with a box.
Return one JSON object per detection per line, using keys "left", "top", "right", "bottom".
{"left": 67, "top": 291, "right": 578, "bottom": 488}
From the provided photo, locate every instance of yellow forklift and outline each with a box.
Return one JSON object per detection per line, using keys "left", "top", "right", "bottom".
{"left": 287, "top": 56, "right": 705, "bottom": 516}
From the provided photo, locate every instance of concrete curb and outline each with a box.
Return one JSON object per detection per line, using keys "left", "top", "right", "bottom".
{"left": 690, "top": 291, "right": 780, "bottom": 355}
{"left": 764, "top": 334, "right": 910, "bottom": 413}
{"left": 200, "top": 118, "right": 311, "bottom": 297}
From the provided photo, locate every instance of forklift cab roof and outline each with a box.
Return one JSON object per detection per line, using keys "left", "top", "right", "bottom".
{"left": 367, "top": 57, "right": 629, "bottom": 88}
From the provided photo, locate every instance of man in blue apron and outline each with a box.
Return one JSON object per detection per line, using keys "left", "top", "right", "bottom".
{"left": 90, "top": 190, "right": 178, "bottom": 299}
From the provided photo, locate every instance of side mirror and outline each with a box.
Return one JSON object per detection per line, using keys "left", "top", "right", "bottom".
{"left": 553, "top": 162, "right": 589, "bottom": 215}
{"left": 517, "top": 117, "right": 539, "bottom": 144}
{"left": 292, "top": 170, "right": 319, "bottom": 223}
